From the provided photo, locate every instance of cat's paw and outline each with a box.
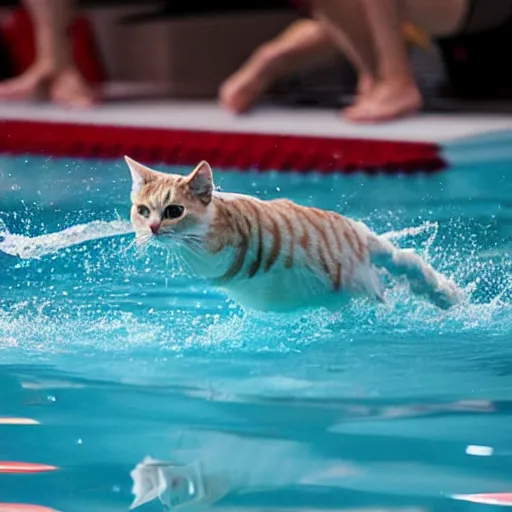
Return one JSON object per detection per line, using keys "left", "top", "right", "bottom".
{"left": 431, "top": 278, "right": 462, "bottom": 310}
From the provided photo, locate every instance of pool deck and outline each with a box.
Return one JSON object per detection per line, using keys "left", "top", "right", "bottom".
{"left": 1, "top": 92, "right": 512, "bottom": 145}
{"left": 2, "top": 89, "right": 512, "bottom": 173}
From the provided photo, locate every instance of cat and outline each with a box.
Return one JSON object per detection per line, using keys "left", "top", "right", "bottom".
{"left": 125, "top": 156, "right": 461, "bottom": 313}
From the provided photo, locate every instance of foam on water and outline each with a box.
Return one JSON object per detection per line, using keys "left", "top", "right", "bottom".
{"left": 0, "top": 219, "right": 133, "bottom": 259}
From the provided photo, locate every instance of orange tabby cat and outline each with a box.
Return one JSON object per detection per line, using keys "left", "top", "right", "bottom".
{"left": 125, "top": 156, "right": 460, "bottom": 312}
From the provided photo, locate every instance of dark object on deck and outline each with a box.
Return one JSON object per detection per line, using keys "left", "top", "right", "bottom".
{"left": 0, "top": 29, "right": 14, "bottom": 80}
{"left": 438, "top": 16, "right": 512, "bottom": 99}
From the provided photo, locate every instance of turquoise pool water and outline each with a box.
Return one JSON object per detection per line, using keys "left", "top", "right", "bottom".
{"left": 0, "top": 134, "right": 511, "bottom": 512}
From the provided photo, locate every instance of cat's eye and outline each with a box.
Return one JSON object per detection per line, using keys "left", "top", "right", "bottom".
{"left": 163, "top": 204, "right": 184, "bottom": 219}
{"left": 137, "top": 205, "right": 150, "bottom": 218}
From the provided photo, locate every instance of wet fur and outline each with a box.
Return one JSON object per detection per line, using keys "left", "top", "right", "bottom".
{"left": 126, "top": 157, "right": 461, "bottom": 312}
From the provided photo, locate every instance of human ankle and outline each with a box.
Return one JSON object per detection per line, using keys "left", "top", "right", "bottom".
{"left": 32, "top": 58, "right": 59, "bottom": 78}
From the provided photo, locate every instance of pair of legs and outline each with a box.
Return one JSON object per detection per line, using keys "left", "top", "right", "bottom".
{"left": 220, "top": 0, "right": 468, "bottom": 122}
{"left": 0, "top": 0, "right": 96, "bottom": 107}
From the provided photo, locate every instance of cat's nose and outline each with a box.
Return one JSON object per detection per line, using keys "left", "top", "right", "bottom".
{"left": 149, "top": 222, "right": 161, "bottom": 234}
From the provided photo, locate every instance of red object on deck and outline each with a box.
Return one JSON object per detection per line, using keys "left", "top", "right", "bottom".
{"left": 0, "top": 462, "right": 57, "bottom": 473}
{"left": 0, "top": 7, "right": 106, "bottom": 84}
{"left": 0, "top": 120, "right": 446, "bottom": 174}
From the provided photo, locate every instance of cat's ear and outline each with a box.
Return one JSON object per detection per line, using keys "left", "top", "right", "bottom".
{"left": 124, "top": 156, "right": 157, "bottom": 195}
{"left": 186, "top": 161, "right": 214, "bottom": 204}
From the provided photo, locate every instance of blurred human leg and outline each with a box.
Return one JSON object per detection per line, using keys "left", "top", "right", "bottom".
{"left": 346, "top": 0, "right": 467, "bottom": 122}
{"left": 0, "top": 0, "right": 96, "bottom": 107}
{"left": 312, "top": 0, "right": 377, "bottom": 97}
{"left": 219, "top": 19, "right": 336, "bottom": 113}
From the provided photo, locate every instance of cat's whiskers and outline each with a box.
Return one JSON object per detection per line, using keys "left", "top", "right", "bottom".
{"left": 177, "top": 236, "right": 211, "bottom": 267}
{"left": 173, "top": 239, "right": 200, "bottom": 273}
{"left": 124, "top": 228, "right": 154, "bottom": 253}
{"left": 167, "top": 240, "right": 196, "bottom": 276}
{"left": 178, "top": 234, "right": 205, "bottom": 250}
{"left": 137, "top": 233, "right": 152, "bottom": 246}
{"left": 157, "top": 228, "right": 175, "bottom": 236}
{"left": 167, "top": 244, "right": 183, "bottom": 275}
{"left": 122, "top": 235, "right": 139, "bottom": 255}
{"left": 144, "top": 228, "right": 201, "bottom": 275}
{"left": 133, "top": 232, "right": 153, "bottom": 257}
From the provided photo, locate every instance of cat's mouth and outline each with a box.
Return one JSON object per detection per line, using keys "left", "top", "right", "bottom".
{"left": 149, "top": 234, "right": 172, "bottom": 251}
{"left": 135, "top": 229, "right": 171, "bottom": 248}
{"left": 151, "top": 228, "right": 173, "bottom": 237}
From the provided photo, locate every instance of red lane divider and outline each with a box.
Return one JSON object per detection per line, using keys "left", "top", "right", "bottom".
{"left": 0, "top": 120, "right": 446, "bottom": 174}
{"left": 0, "top": 505, "right": 59, "bottom": 512}
{"left": 0, "top": 462, "right": 57, "bottom": 473}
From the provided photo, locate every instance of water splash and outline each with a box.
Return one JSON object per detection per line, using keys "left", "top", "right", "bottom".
{"left": 382, "top": 221, "right": 438, "bottom": 242}
{"left": 382, "top": 220, "right": 439, "bottom": 258}
{"left": 0, "top": 215, "right": 510, "bottom": 364}
{"left": 0, "top": 218, "right": 435, "bottom": 261}
{"left": 0, "top": 219, "right": 133, "bottom": 259}
{"left": 0, "top": 217, "right": 8, "bottom": 245}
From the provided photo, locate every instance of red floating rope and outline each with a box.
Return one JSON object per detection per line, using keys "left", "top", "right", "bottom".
{"left": 0, "top": 120, "right": 446, "bottom": 174}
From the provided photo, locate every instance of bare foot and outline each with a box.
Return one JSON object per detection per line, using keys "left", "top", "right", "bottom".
{"left": 0, "top": 61, "right": 54, "bottom": 101}
{"left": 355, "top": 73, "right": 375, "bottom": 98}
{"left": 49, "top": 66, "right": 97, "bottom": 108}
{"left": 344, "top": 80, "right": 422, "bottom": 123}
{"left": 0, "top": 61, "right": 97, "bottom": 108}
{"left": 219, "top": 46, "right": 275, "bottom": 114}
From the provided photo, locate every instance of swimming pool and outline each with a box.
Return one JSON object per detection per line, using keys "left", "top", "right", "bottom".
{"left": 0, "top": 131, "right": 511, "bottom": 512}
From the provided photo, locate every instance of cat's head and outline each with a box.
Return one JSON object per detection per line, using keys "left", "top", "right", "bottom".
{"left": 125, "top": 156, "right": 214, "bottom": 243}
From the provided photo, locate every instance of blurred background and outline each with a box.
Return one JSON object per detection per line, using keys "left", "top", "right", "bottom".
{"left": 0, "top": 0, "right": 511, "bottom": 114}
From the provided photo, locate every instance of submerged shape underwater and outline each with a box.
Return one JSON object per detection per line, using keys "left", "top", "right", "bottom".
{"left": 0, "top": 142, "right": 511, "bottom": 511}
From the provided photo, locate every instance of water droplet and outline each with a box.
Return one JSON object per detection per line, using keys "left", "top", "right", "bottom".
{"left": 0, "top": 219, "right": 8, "bottom": 244}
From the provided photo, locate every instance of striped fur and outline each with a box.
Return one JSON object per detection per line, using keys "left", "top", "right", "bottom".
{"left": 125, "top": 157, "right": 461, "bottom": 312}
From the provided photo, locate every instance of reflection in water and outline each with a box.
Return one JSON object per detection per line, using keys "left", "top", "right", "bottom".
{"left": 452, "top": 493, "right": 512, "bottom": 506}
{"left": 130, "top": 456, "right": 208, "bottom": 510}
